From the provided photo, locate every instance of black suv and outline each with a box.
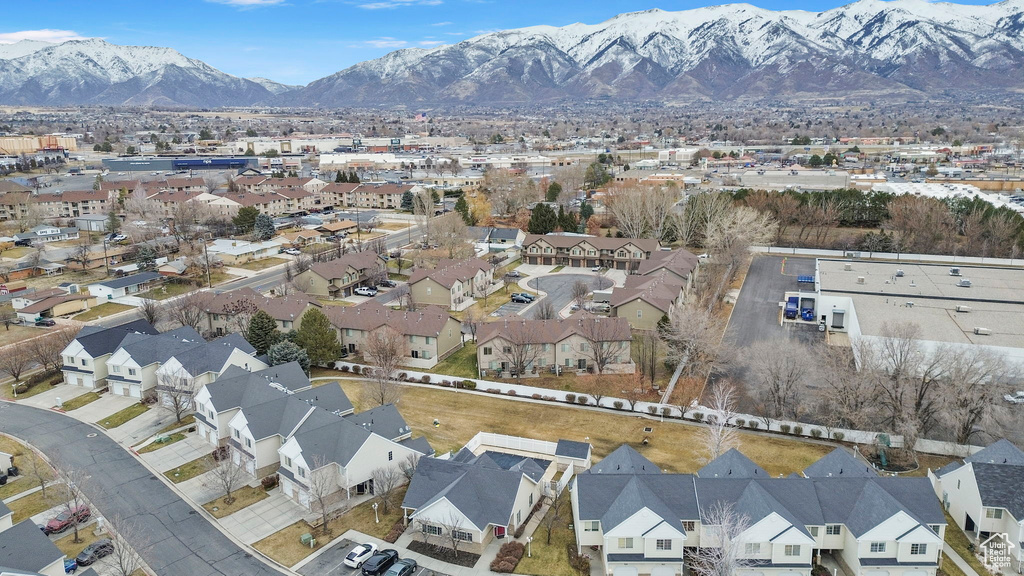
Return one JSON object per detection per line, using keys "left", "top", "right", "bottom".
{"left": 76, "top": 538, "right": 114, "bottom": 565}
{"left": 361, "top": 549, "right": 400, "bottom": 576}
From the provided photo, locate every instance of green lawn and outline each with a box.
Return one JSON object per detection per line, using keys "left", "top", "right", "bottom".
{"left": 165, "top": 454, "right": 216, "bottom": 483}
{"left": 203, "top": 485, "right": 270, "bottom": 518}
{"left": 550, "top": 265, "right": 565, "bottom": 273}
{"left": 61, "top": 392, "right": 101, "bottom": 411}
{"left": 429, "top": 343, "right": 478, "bottom": 379}
{"left": 208, "top": 271, "right": 239, "bottom": 285}
{"left": 73, "top": 302, "right": 133, "bottom": 321}
{"left": 54, "top": 529, "right": 103, "bottom": 558}
{"left": 137, "top": 432, "right": 185, "bottom": 454}
{"left": 141, "top": 282, "right": 196, "bottom": 300}
{"left": 96, "top": 403, "right": 150, "bottom": 429}
{"left": 157, "top": 414, "right": 194, "bottom": 434}
{"left": 230, "top": 257, "right": 289, "bottom": 271}
{"left": 516, "top": 499, "right": 574, "bottom": 576}
{"left": 1, "top": 371, "right": 62, "bottom": 401}
{"left": 941, "top": 553, "right": 968, "bottom": 576}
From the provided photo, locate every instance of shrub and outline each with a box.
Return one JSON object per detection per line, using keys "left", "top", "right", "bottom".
{"left": 565, "top": 393, "right": 576, "bottom": 403}
{"left": 496, "top": 561, "right": 515, "bottom": 573}
{"left": 506, "top": 390, "right": 517, "bottom": 396}
{"left": 500, "top": 541, "right": 525, "bottom": 560}
{"left": 660, "top": 407, "right": 672, "bottom": 417}
{"left": 384, "top": 526, "right": 403, "bottom": 543}
{"left": 462, "top": 380, "right": 476, "bottom": 390}
{"left": 747, "top": 420, "right": 760, "bottom": 429}
{"left": 793, "top": 425, "right": 804, "bottom": 435}
{"left": 577, "top": 396, "right": 589, "bottom": 405}
{"left": 486, "top": 388, "right": 501, "bottom": 394}
{"left": 441, "top": 380, "right": 450, "bottom": 386}
{"left": 613, "top": 400, "right": 624, "bottom": 410}
{"left": 339, "top": 365, "right": 350, "bottom": 373}
{"left": 810, "top": 428, "right": 823, "bottom": 438}
{"left": 735, "top": 418, "right": 746, "bottom": 427}
{"left": 706, "top": 415, "right": 718, "bottom": 426}
{"left": 692, "top": 412, "right": 704, "bottom": 422}
{"left": 647, "top": 406, "right": 657, "bottom": 414}
{"left": 419, "top": 375, "right": 430, "bottom": 383}
{"left": 398, "top": 372, "right": 407, "bottom": 380}
{"left": 833, "top": 431, "right": 845, "bottom": 441}
{"left": 351, "top": 365, "right": 361, "bottom": 375}
{"left": 532, "top": 394, "right": 542, "bottom": 400}
{"left": 543, "top": 396, "right": 556, "bottom": 401}
{"left": 780, "top": 424, "right": 792, "bottom": 434}
{"left": 261, "top": 474, "right": 279, "bottom": 490}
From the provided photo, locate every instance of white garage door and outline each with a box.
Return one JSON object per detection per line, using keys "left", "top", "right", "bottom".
{"left": 112, "top": 381, "right": 124, "bottom": 396}
{"left": 129, "top": 384, "right": 142, "bottom": 399}
{"left": 865, "top": 571, "right": 890, "bottom": 576}
{"left": 902, "top": 571, "right": 928, "bottom": 576}
{"left": 82, "top": 375, "right": 93, "bottom": 388}
{"left": 612, "top": 568, "right": 638, "bottom": 576}
{"left": 299, "top": 489, "right": 309, "bottom": 508}
{"left": 282, "top": 478, "right": 293, "bottom": 498}
{"left": 232, "top": 450, "right": 240, "bottom": 466}
{"left": 652, "top": 567, "right": 678, "bottom": 576}
{"left": 246, "top": 459, "right": 255, "bottom": 475}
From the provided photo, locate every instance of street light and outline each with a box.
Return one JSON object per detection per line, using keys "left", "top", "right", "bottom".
{"left": 372, "top": 502, "right": 379, "bottom": 524}
{"left": 527, "top": 536, "right": 533, "bottom": 557}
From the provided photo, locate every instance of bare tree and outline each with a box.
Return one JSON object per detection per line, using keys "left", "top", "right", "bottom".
{"left": 221, "top": 297, "right": 260, "bottom": 338}
{"left": 400, "top": 453, "right": 420, "bottom": 482}
{"left": 207, "top": 455, "right": 247, "bottom": 504}
{"left": 166, "top": 290, "right": 208, "bottom": 332}
{"left": 570, "top": 280, "right": 589, "bottom": 312}
{"left": 940, "top": 347, "right": 1012, "bottom": 444}
{"left": 690, "top": 501, "right": 752, "bottom": 576}
{"left": 604, "top": 184, "right": 679, "bottom": 240}
{"left": 660, "top": 303, "right": 731, "bottom": 380}
{"left": 493, "top": 319, "right": 541, "bottom": 378}
{"left": 862, "top": 322, "right": 945, "bottom": 436}
{"left": 104, "top": 515, "right": 151, "bottom": 576}
{"left": 575, "top": 317, "right": 630, "bottom": 374}
{"left": 631, "top": 331, "right": 660, "bottom": 386}
{"left": 27, "top": 331, "right": 71, "bottom": 374}
{"left": 156, "top": 366, "right": 197, "bottom": 423}
{"left": 463, "top": 306, "right": 484, "bottom": 340}
{"left": 747, "top": 339, "right": 810, "bottom": 422}
{"left": 53, "top": 463, "right": 90, "bottom": 544}
{"left": 532, "top": 299, "right": 557, "bottom": 320}
{"left": 0, "top": 347, "right": 32, "bottom": 384}
{"left": 170, "top": 200, "right": 214, "bottom": 249}
{"left": 371, "top": 466, "right": 403, "bottom": 513}
{"left": 700, "top": 381, "right": 739, "bottom": 463}
{"left": 363, "top": 327, "right": 403, "bottom": 406}
{"left": 816, "top": 344, "right": 876, "bottom": 431}
{"left": 71, "top": 242, "right": 91, "bottom": 271}
{"left": 425, "top": 213, "right": 470, "bottom": 259}
{"left": 541, "top": 485, "right": 567, "bottom": 545}
{"left": 308, "top": 454, "right": 342, "bottom": 536}
{"left": 138, "top": 298, "right": 163, "bottom": 327}
{"left": 23, "top": 449, "right": 53, "bottom": 499}
{"left": 437, "top": 509, "right": 472, "bottom": 558}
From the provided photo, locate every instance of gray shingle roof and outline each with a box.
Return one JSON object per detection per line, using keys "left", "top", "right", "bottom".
{"left": 117, "top": 326, "right": 203, "bottom": 367}
{"left": 167, "top": 333, "right": 256, "bottom": 375}
{"left": 208, "top": 362, "right": 314, "bottom": 412}
{"left": 402, "top": 457, "right": 529, "bottom": 531}
{"left": 398, "top": 436, "right": 434, "bottom": 456}
{"left": 72, "top": 319, "right": 158, "bottom": 358}
{"left": 344, "top": 404, "right": 411, "bottom": 441}
{"left": 289, "top": 416, "right": 373, "bottom": 469}
{"left": 244, "top": 385, "right": 353, "bottom": 441}
{"left": 556, "top": 439, "right": 591, "bottom": 460}
{"left": 802, "top": 448, "right": 877, "bottom": 478}
{"left": 575, "top": 473, "right": 698, "bottom": 532}
{"left": 0, "top": 520, "right": 64, "bottom": 574}
{"left": 589, "top": 445, "right": 661, "bottom": 475}
{"left": 698, "top": 448, "right": 768, "bottom": 478}
{"left": 972, "top": 463, "right": 1024, "bottom": 519}
{"left": 965, "top": 439, "right": 1024, "bottom": 466}
{"left": 92, "top": 271, "right": 162, "bottom": 290}
{"left": 0, "top": 499, "right": 9, "bottom": 518}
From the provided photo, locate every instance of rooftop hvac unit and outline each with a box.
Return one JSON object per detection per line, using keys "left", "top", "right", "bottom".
{"left": 906, "top": 301, "right": 915, "bottom": 308}
{"left": 958, "top": 279, "right": 972, "bottom": 288}
{"left": 910, "top": 281, "right": 917, "bottom": 287}
{"left": 857, "top": 276, "right": 865, "bottom": 284}
{"left": 974, "top": 327, "right": 992, "bottom": 335}
{"left": 844, "top": 263, "right": 853, "bottom": 271}
{"left": 950, "top": 267, "right": 961, "bottom": 276}
{"left": 956, "top": 305, "right": 972, "bottom": 313}
{"left": 896, "top": 269, "right": 905, "bottom": 277}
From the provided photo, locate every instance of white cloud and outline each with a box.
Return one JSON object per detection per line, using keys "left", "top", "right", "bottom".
{"left": 358, "top": 0, "right": 441, "bottom": 9}
{"left": 473, "top": 29, "right": 500, "bottom": 34}
{"left": 444, "top": 32, "right": 464, "bottom": 36}
{"left": 205, "top": 0, "right": 286, "bottom": 6}
{"left": 431, "top": 21, "right": 453, "bottom": 26}
{"left": 418, "top": 40, "right": 446, "bottom": 46}
{"left": 365, "top": 37, "right": 409, "bottom": 48}
{"left": 0, "top": 29, "right": 92, "bottom": 44}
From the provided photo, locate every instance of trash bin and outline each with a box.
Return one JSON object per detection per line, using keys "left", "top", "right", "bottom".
{"left": 7, "top": 466, "right": 18, "bottom": 477}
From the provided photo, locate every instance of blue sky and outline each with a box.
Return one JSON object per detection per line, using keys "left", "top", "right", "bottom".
{"left": 0, "top": 0, "right": 996, "bottom": 85}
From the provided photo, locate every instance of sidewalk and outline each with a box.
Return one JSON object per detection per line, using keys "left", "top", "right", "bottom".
{"left": 219, "top": 489, "right": 309, "bottom": 545}
{"left": 17, "top": 383, "right": 92, "bottom": 410}
{"left": 944, "top": 543, "right": 983, "bottom": 576}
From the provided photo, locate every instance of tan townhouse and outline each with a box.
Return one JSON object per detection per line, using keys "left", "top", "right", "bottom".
{"left": 408, "top": 258, "right": 493, "bottom": 310}
{"left": 608, "top": 248, "right": 699, "bottom": 328}
{"left": 34, "top": 189, "right": 115, "bottom": 219}
{"left": 522, "top": 235, "right": 660, "bottom": 272}
{"left": 325, "top": 301, "right": 464, "bottom": 367}
{"left": 319, "top": 183, "right": 360, "bottom": 208}
{"left": 203, "top": 288, "right": 323, "bottom": 335}
{"left": 295, "top": 251, "right": 386, "bottom": 298}
{"left": 476, "top": 314, "right": 633, "bottom": 378}
{"left": 0, "top": 190, "right": 32, "bottom": 221}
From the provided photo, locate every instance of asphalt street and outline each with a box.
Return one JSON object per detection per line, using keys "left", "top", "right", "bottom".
{"left": 723, "top": 255, "right": 818, "bottom": 349}
{"left": 526, "top": 273, "right": 613, "bottom": 313}
{"left": 0, "top": 401, "right": 285, "bottom": 576}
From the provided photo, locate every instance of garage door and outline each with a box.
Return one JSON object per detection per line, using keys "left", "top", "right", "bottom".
{"left": 651, "top": 567, "right": 678, "bottom": 576}
{"left": 129, "top": 384, "right": 142, "bottom": 399}
{"left": 112, "top": 381, "right": 124, "bottom": 396}
{"left": 612, "top": 568, "right": 638, "bottom": 576}
{"left": 245, "top": 459, "right": 255, "bottom": 475}
{"left": 232, "top": 450, "right": 240, "bottom": 466}
{"left": 282, "top": 478, "right": 293, "bottom": 498}
{"left": 902, "top": 571, "right": 928, "bottom": 576}
{"left": 299, "top": 489, "right": 310, "bottom": 508}
{"left": 864, "top": 571, "right": 890, "bottom": 576}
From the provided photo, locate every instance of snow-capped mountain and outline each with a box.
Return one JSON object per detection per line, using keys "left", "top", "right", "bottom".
{"left": 247, "top": 77, "right": 302, "bottom": 95}
{"left": 0, "top": 39, "right": 275, "bottom": 107}
{"left": 293, "top": 0, "right": 1024, "bottom": 105}
{"left": 0, "top": 39, "right": 55, "bottom": 60}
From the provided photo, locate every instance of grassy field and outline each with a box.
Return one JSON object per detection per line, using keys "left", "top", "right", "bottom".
{"left": 515, "top": 499, "right": 575, "bottom": 576}
{"left": 429, "top": 344, "right": 478, "bottom": 379}
{"left": 7, "top": 487, "right": 60, "bottom": 522}
{"left": 61, "top": 392, "right": 101, "bottom": 411}
{"left": 96, "top": 403, "right": 150, "bottom": 429}
{"left": 0, "top": 246, "right": 32, "bottom": 258}
{"left": 165, "top": 454, "right": 216, "bottom": 483}
{"left": 141, "top": 282, "right": 196, "bottom": 300}
{"left": 376, "top": 222, "right": 410, "bottom": 231}
{"left": 254, "top": 487, "right": 406, "bottom": 568}
{"left": 941, "top": 553, "right": 968, "bottom": 576}
{"left": 331, "top": 378, "right": 835, "bottom": 475}
{"left": 230, "top": 257, "right": 288, "bottom": 271}
{"left": 943, "top": 510, "right": 994, "bottom": 576}
{"left": 73, "top": 302, "right": 133, "bottom": 321}
{"left": 203, "top": 486, "right": 269, "bottom": 518}
{"left": 137, "top": 432, "right": 185, "bottom": 454}
{"left": 0, "top": 435, "right": 53, "bottom": 500}
{"left": 208, "top": 271, "right": 239, "bottom": 285}
{"left": 0, "top": 322, "right": 39, "bottom": 348}
{"left": 0, "top": 370, "right": 62, "bottom": 401}
{"left": 54, "top": 528, "right": 102, "bottom": 557}
{"left": 158, "top": 414, "right": 194, "bottom": 434}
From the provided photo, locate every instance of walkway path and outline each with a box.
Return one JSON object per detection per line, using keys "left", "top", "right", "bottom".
{"left": 944, "top": 543, "right": 983, "bottom": 576}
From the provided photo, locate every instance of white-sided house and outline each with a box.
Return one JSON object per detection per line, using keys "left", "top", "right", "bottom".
{"left": 153, "top": 333, "right": 264, "bottom": 408}
{"left": 60, "top": 320, "right": 158, "bottom": 390}
{"left": 278, "top": 404, "right": 433, "bottom": 510}
{"left": 929, "top": 439, "right": 1024, "bottom": 573}
{"left": 402, "top": 447, "right": 553, "bottom": 554}
{"left": 193, "top": 362, "right": 315, "bottom": 447}
{"left": 104, "top": 327, "right": 204, "bottom": 398}
{"left": 87, "top": 271, "right": 163, "bottom": 300}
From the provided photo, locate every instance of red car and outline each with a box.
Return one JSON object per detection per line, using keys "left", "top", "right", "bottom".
{"left": 44, "top": 505, "right": 90, "bottom": 535}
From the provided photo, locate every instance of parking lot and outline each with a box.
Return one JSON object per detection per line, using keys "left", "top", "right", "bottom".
{"left": 297, "top": 538, "right": 447, "bottom": 576}
{"left": 527, "top": 273, "right": 613, "bottom": 314}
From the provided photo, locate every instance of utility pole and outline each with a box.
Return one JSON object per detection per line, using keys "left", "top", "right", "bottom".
{"left": 203, "top": 236, "right": 213, "bottom": 289}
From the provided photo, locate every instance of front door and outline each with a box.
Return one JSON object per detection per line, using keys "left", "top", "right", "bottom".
{"left": 965, "top": 513, "right": 975, "bottom": 533}
{"left": 494, "top": 526, "right": 506, "bottom": 539}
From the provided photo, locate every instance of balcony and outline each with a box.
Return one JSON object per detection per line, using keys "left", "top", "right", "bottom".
{"left": 228, "top": 437, "right": 255, "bottom": 459}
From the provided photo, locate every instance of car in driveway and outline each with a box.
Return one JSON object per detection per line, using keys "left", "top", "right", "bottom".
{"left": 44, "top": 505, "right": 91, "bottom": 535}
{"left": 591, "top": 266, "right": 602, "bottom": 272}
{"left": 506, "top": 270, "right": 521, "bottom": 278}
{"left": 282, "top": 248, "right": 302, "bottom": 256}
{"left": 379, "top": 279, "right": 397, "bottom": 288}
{"left": 361, "top": 549, "right": 399, "bottom": 576}
{"left": 76, "top": 538, "right": 114, "bottom": 566}
{"left": 510, "top": 294, "right": 531, "bottom": 304}
{"left": 35, "top": 318, "right": 56, "bottom": 327}
{"left": 63, "top": 558, "right": 77, "bottom": 574}
{"left": 382, "top": 558, "right": 418, "bottom": 576}
{"left": 354, "top": 286, "right": 379, "bottom": 297}
{"left": 343, "top": 542, "right": 379, "bottom": 568}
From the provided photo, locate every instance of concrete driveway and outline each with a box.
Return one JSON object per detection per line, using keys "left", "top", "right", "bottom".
{"left": 219, "top": 490, "right": 308, "bottom": 545}
{"left": 527, "top": 273, "right": 613, "bottom": 315}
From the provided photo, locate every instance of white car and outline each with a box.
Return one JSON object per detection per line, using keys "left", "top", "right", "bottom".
{"left": 354, "top": 286, "right": 378, "bottom": 297}
{"left": 343, "top": 542, "right": 378, "bottom": 568}
{"left": 283, "top": 248, "right": 302, "bottom": 256}
{"left": 591, "top": 266, "right": 601, "bottom": 272}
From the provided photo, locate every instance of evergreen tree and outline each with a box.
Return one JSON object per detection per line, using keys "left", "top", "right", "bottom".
{"left": 348, "top": 170, "right": 360, "bottom": 183}
{"left": 106, "top": 210, "right": 121, "bottom": 235}
{"left": 454, "top": 195, "right": 473, "bottom": 225}
{"left": 528, "top": 203, "right": 558, "bottom": 234}
{"left": 809, "top": 154, "right": 824, "bottom": 167}
{"left": 247, "top": 310, "right": 282, "bottom": 355}
{"left": 546, "top": 182, "right": 562, "bottom": 203}
{"left": 268, "top": 340, "right": 310, "bottom": 374}
{"left": 233, "top": 206, "right": 260, "bottom": 234}
{"left": 295, "top": 308, "right": 341, "bottom": 366}
{"left": 557, "top": 205, "right": 578, "bottom": 233}
{"left": 579, "top": 201, "right": 594, "bottom": 222}
{"left": 400, "top": 190, "right": 414, "bottom": 211}
{"left": 335, "top": 170, "right": 345, "bottom": 183}
{"left": 253, "top": 214, "right": 275, "bottom": 241}
{"left": 137, "top": 245, "right": 157, "bottom": 271}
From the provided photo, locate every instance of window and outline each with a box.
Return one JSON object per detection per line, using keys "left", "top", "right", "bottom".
{"left": 345, "top": 329, "right": 353, "bottom": 337}
{"left": 388, "top": 451, "right": 393, "bottom": 461}
{"left": 80, "top": 358, "right": 87, "bottom": 366}
{"left": 503, "top": 346, "right": 511, "bottom": 354}
{"left": 617, "top": 538, "right": 634, "bottom": 549}
{"left": 245, "top": 438, "right": 252, "bottom": 448}
{"left": 483, "top": 347, "right": 492, "bottom": 356}
{"left": 683, "top": 521, "right": 696, "bottom": 532}
{"left": 112, "top": 365, "right": 121, "bottom": 373}
{"left": 656, "top": 539, "right": 673, "bottom": 551}
{"left": 422, "top": 524, "right": 441, "bottom": 536}
{"left": 826, "top": 525, "right": 841, "bottom": 535}
{"left": 585, "top": 521, "right": 600, "bottom": 532}
{"left": 810, "top": 527, "right": 819, "bottom": 537}
{"left": 784, "top": 545, "right": 801, "bottom": 557}
{"left": 283, "top": 321, "right": 292, "bottom": 329}
{"left": 212, "top": 314, "right": 219, "bottom": 321}
{"left": 579, "top": 342, "right": 588, "bottom": 351}
{"left": 561, "top": 343, "right": 570, "bottom": 352}
{"left": 233, "top": 429, "right": 240, "bottom": 438}
{"left": 911, "top": 544, "right": 928, "bottom": 555}
{"left": 565, "top": 358, "right": 572, "bottom": 366}
{"left": 637, "top": 309, "right": 643, "bottom": 318}
{"left": 297, "top": 466, "right": 306, "bottom": 478}
{"left": 66, "top": 355, "right": 75, "bottom": 365}
{"left": 870, "top": 542, "right": 886, "bottom": 553}
{"left": 986, "top": 509, "right": 1003, "bottom": 519}
{"left": 426, "top": 287, "right": 432, "bottom": 295}
{"left": 928, "top": 525, "right": 941, "bottom": 535}
{"left": 517, "top": 511, "right": 521, "bottom": 525}
{"left": 284, "top": 457, "right": 292, "bottom": 467}
{"left": 744, "top": 543, "right": 761, "bottom": 555}
{"left": 425, "top": 336, "right": 433, "bottom": 344}
{"left": 128, "top": 368, "right": 137, "bottom": 376}
{"left": 529, "top": 494, "right": 533, "bottom": 506}
{"left": 453, "top": 530, "right": 473, "bottom": 542}
{"left": 410, "top": 335, "right": 417, "bottom": 344}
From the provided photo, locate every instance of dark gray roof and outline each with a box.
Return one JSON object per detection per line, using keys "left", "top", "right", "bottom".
{"left": 556, "top": 439, "right": 591, "bottom": 460}
{"left": 167, "top": 333, "right": 256, "bottom": 375}
{"left": 244, "top": 385, "right": 352, "bottom": 441}
{"left": 589, "top": 444, "right": 661, "bottom": 475}
{"left": 344, "top": 404, "right": 411, "bottom": 441}
{"left": 966, "top": 439, "right": 1024, "bottom": 466}
{"left": 72, "top": 319, "right": 158, "bottom": 357}
{"left": 803, "top": 448, "right": 877, "bottom": 478}
{"left": 207, "top": 362, "right": 314, "bottom": 412}
{"left": 399, "top": 436, "right": 434, "bottom": 456}
{"left": 92, "top": 271, "right": 162, "bottom": 289}
{"left": 403, "top": 457, "right": 529, "bottom": 530}
{"left": 0, "top": 520, "right": 64, "bottom": 574}
{"left": 289, "top": 416, "right": 373, "bottom": 469}
{"left": 489, "top": 227, "right": 520, "bottom": 240}
{"left": 698, "top": 448, "right": 768, "bottom": 478}
{"left": 575, "top": 473, "right": 698, "bottom": 532}
{"left": 814, "top": 477, "right": 945, "bottom": 537}
{"left": 0, "top": 499, "right": 9, "bottom": 518}
{"left": 934, "top": 461, "right": 964, "bottom": 477}
{"left": 972, "top": 463, "right": 1024, "bottom": 519}
{"left": 118, "top": 326, "right": 204, "bottom": 367}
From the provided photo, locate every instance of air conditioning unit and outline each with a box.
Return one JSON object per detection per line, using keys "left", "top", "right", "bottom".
{"left": 958, "top": 279, "right": 972, "bottom": 288}
{"left": 974, "top": 327, "right": 992, "bottom": 335}
{"left": 896, "top": 269, "right": 904, "bottom": 277}
{"left": 949, "top": 267, "right": 961, "bottom": 276}
{"left": 857, "top": 276, "right": 865, "bottom": 284}
{"left": 844, "top": 263, "right": 853, "bottom": 271}
{"left": 956, "top": 305, "right": 972, "bottom": 313}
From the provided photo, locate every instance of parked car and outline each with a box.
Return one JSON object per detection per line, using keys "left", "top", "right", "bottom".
{"left": 13, "top": 239, "right": 32, "bottom": 247}
{"left": 354, "top": 286, "right": 379, "bottom": 297}
{"left": 382, "top": 558, "right": 418, "bottom": 576}
{"left": 44, "top": 505, "right": 91, "bottom": 535}
{"left": 361, "top": 549, "right": 400, "bottom": 576}
{"left": 282, "top": 248, "right": 302, "bottom": 256}
{"left": 512, "top": 292, "right": 535, "bottom": 302}
{"left": 63, "top": 558, "right": 77, "bottom": 574}
{"left": 379, "top": 279, "right": 397, "bottom": 288}
{"left": 343, "top": 542, "right": 379, "bottom": 568}
{"left": 506, "top": 270, "right": 521, "bottom": 278}
{"left": 107, "top": 233, "right": 128, "bottom": 242}
{"left": 75, "top": 538, "right": 114, "bottom": 566}
{"left": 591, "top": 266, "right": 602, "bottom": 272}
{"left": 510, "top": 294, "right": 531, "bottom": 304}
{"left": 35, "top": 318, "right": 56, "bottom": 327}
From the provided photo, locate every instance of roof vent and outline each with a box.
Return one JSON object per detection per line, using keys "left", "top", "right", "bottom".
{"left": 974, "top": 327, "right": 992, "bottom": 335}
{"left": 857, "top": 276, "right": 865, "bottom": 284}
{"left": 958, "top": 279, "right": 972, "bottom": 288}
{"left": 956, "top": 305, "right": 972, "bottom": 313}
{"left": 844, "top": 263, "right": 853, "bottom": 271}
{"left": 905, "top": 302, "right": 915, "bottom": 308}
{"left": 949, "top": 267, "right": 961, "bottom": 276}
{"left": 895, "top": 269, "right": 904, "bottom": 277}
